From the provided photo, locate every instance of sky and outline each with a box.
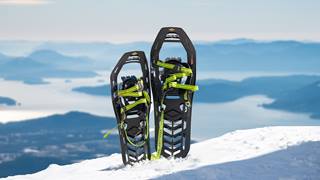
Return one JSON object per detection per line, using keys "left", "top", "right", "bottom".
{"left": 0, "top": 0, "right": 319, "bottom": 42}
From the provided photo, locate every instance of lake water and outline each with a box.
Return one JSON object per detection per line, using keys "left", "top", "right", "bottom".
{"left": 191, "top": 95, "right": 319, "bottom": 140}
{"left": 0, "top": 76, "right": 111, "bottom": 123}
{"left": 0, "top": 71, "right": 319, "bottom": 140}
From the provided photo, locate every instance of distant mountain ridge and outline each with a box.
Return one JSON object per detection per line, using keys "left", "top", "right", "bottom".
{"left": 196, "top": 75, "right": 320, "bottom": 119}
{"left": 264, "top": 81, "right": 320, "bottom": 118}
{"left": 71, "top": 75, "right": 320, "bottom": 120}
{"left": 0, "top": 111, "right": 115, "bottom": 132}
{"left": 196, "top": 75, "right": 320, "bottom": 102}
{"left": 195, "top": 40, "right": 320, "bottom": 71}
{"left": 0, "top": 50, "right": 97, "bottom": 84}
{"left": 0, "top": 111, "right": 118, "bottom": 178}
{"left": 29, "top": 50, "right": 95, "bottom": 70}
{"left": 0, "top": 52, "right": 9, "bottom": 64}
{"left": 0, "top": 40, "right": 320, "bottom": 72}
{"left": 0, "top": 96, "right": 16, "bottom": 106}
{"left": 73, "top": 85, "right": 110, "bottom": 96}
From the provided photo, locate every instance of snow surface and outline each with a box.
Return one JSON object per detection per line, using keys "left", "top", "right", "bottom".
{"left": 3, "top": 126, "right": 320, "bottom": 180}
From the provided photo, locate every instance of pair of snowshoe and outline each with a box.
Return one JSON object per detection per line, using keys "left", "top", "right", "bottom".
{"left": 110, "top": 27, "right": 198, "bottom": 165}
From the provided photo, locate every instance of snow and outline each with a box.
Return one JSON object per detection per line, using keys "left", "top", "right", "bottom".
{"left": 3, "top": 126, "right": 320, "bottom": 180}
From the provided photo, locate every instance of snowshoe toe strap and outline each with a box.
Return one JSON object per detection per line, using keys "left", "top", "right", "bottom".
{"left": 156, "top": 60, "right": 193, "bottom": 75}
{"left": 156, "top": 60, "right": 199, "bottom": 91}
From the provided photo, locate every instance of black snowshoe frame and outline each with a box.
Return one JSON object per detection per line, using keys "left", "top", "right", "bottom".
{"left": 150, "top": 27, "right": 197, "bottom": 158}
{"left": 110, "top": 51, "right": 151, "bottom": 165}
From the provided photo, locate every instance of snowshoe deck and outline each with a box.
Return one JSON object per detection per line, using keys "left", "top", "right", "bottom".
{"left": 150, "top": 27, "right": 198, "bottom": 159}
{"left": 110, "top": 51, "right": 151, "bottom": 165}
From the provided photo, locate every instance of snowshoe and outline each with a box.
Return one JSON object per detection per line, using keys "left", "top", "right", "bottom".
{"left": 150, "top": 27, "right": 198, "bottom": 159}
{"left": 110, "top": 51, "right": 151, "bottom": 165}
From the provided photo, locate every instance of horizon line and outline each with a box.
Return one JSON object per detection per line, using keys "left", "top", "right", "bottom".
{"left": 0, "top": 37, "right": 319, "bottom": 44}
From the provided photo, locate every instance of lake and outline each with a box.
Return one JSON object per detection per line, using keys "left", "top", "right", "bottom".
{"left": 0, "top": 71, "right": 319, "bottom": 140}
{"left": 192, "top": 95, "right": 319, "bottom": 140}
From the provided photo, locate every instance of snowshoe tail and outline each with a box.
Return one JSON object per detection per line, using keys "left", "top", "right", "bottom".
{"left": 150, "top": 27, "right": 198, "bottom": 159}
{"left": 110, "top": 51, "right": 151, "bottom": 165}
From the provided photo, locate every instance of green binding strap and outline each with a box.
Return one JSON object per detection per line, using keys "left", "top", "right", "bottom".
{"left": 117, "top": 84, "right": 140, "bottom": 96}
{"left": 120, "top": 98, "right": 147, "bottom": 114}
{"left": 162, "top": 73, "right": 186, "bottom": 90}
{"left": 156, "top": 60, "right": 193, "bottom": 75}
{"left": 119, "top": 92, "right": 143, "bottom": 97}
{"left": 169, "top": 82, "right": 199, "bottom": 91}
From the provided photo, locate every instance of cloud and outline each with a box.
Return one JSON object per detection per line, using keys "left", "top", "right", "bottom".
{"left": 0, "top": 0, "right": 52, "bottom": 5}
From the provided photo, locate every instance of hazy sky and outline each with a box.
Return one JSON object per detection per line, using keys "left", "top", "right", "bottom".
{"left": 0, "top": 0, "right": 319, "bottom": 42}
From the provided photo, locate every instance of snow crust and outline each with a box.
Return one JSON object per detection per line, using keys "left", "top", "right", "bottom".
{"left": 3, "top": 126, "right": 320, "bottom": 180}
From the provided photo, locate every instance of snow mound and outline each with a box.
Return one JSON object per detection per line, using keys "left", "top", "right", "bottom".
{"left": 3, "top": 126, "right": 320, "bottom": 180}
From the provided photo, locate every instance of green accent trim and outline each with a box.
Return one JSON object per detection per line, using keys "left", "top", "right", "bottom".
{"left": 183, "top": 91, "right": 188, "bottom": 101}
{"left": 143, "top": 90, "right": 151, "bottom": 104}
{"left": 103, "top": 126, "right": 118, "bottom": 139}
{"left": 151, "top": 98, "right": 165, "bottom": 160}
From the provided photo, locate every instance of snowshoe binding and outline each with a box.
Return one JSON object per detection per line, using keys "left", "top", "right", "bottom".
{"left": 110, "top": 51, "right": 151, "bottom": 165}
{"left": 150, "top": 27, "right": 198, "bottom": 159}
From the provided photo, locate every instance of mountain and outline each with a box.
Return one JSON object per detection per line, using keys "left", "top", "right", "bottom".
{"left": 32, "top": 42, "right": 151, "bottom": 70}
{"left": 0, "top": 57, "right": 49, "bottom": 71}
{"left": 29, "top": 50, "right": 95, "bottom": 71}
{"left": 72, "top": 85, "right": 110, "bottom": 96}
{"left": 169, "top": 40, "right": 319, "bottom": 72}
{"left": 196, "top": 75, "right": 320, "bottom": 103}
{"left": 0, "top": 111, "right": 118, "bottom": 178}
{"left": 264, "top": 81, "right": 320, "bottom": 118}
{"left": 195, "top": 41, "right": 320, "bottom": 71}
{"left": 0, "top": 96, "right": 16, "bottom": 106}
{"left": 1, "top": 40, "right": 320, "bottom": 84}
{"left": 71, "top": 75, "right": 320, "bottom": 119}
{"left": 0, "top": 54, "right": 97, "bottom": 84}
{"left": 0, "top": 57, "right": 49, "bottom": 84}
{"left": 0, "top": 111, "right": 115, "bottom": 133}
{"left": 4, "top": 126, "right": 320, "bottom": 180}
{"left": 197, "top": 75, "right": 320, "bottom": 119}
{"left": 35, "top": 41, "right": 151, "bottom": 63}
{"left": 212, "top": 38, "right": 258, "bottom": 45}
{"left": 0, "top": 52, "right": 9, "bottom": 64}
{"left": 0, "top": 40, "right": 41, "bottom": 56}
{"left": 2, "top": 40, "right": 320, "bottom": 72}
